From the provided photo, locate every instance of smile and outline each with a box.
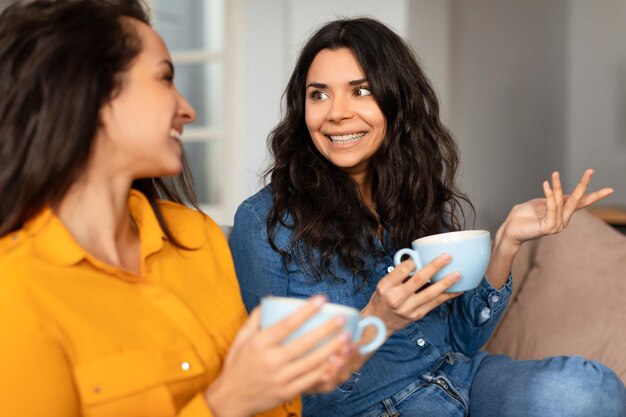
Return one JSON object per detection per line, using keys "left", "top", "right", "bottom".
{"left": 327, "top": 132, "right": 366, "bottom": 144}
{"left": 170, "top": 129, "right": 182, "bottom": 141}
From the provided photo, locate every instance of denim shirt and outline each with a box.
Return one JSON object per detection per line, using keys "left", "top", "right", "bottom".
{"left": 229, "top": 185, "right": 513, "bottom": 417}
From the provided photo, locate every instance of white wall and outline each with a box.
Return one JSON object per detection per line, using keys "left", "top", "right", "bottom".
{"left": 567, "top": 1, "right": 626, "bottom": 208}
{"left": 446, "top": 0, "right": 569, "bottom": 232}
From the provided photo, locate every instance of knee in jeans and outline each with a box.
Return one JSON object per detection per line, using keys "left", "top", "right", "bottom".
{"left": 531, "top": 358, "right": 625, "bottom": 417}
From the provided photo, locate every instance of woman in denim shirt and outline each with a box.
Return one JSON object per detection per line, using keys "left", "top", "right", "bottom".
{"left": 230, "top": 18, "right": 625, "bottom": 417}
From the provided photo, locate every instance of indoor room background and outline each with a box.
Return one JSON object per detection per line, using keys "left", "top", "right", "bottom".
{"left": 2, "top": 0, "right": 624, "bottom": 232}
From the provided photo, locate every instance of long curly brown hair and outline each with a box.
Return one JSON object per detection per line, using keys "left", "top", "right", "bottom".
{"left": 266, "top": 18, "right": 473, "bottom": 287}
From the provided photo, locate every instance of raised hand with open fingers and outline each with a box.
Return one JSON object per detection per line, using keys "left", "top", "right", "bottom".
{"left": 500, "top": 169, "right": 613, "bottom": 249}
{"left": 486, "top": 169, "right": 613, "bottom": 290}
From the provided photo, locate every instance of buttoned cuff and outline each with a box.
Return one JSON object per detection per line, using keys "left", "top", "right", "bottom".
{"left": 472, "top": 274, "right": 512, "bottom": 325}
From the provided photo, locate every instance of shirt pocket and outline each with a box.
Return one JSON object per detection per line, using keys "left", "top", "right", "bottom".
{"left": 73, "top": 343, "right": 206, "bottom": 417}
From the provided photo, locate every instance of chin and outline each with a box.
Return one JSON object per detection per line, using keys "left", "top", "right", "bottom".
{"left": 149, "top": 160, "right": 183, "bottom": 178}
{"left": 162, "top": 164, "right": 183, "bottom": 177}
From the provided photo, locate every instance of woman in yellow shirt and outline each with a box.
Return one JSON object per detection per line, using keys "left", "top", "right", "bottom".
{"left": 0, "top": 1, "right": 357, "bottom": 416}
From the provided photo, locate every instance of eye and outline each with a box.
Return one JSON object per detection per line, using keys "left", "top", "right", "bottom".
{"left": 355, "top": 87, "right": 372, "bottom": 97}
{"left": 163, "top": 73, "right": 174, "bottom": 84}
{"left": 309, "top": 90, "right": 329, "bottom": 101}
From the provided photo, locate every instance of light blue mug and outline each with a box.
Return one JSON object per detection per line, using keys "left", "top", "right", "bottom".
{"left": 261, "top": 296, "right": 386, "bottom": 355}
{"left": 393, "top": 230, "right": 491, "bottom": 293}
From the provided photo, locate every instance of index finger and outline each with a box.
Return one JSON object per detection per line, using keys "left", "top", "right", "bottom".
{"left": 563, "top": 169, "right": 593, "bottom": 217}
{"left": 404, "top": 253, "right": 452, "bottom": 293}
{"left": 259, "top": 295, "right": 327, "bottom": 345}
{"left": 382, "top": 258, "right": 417, "bottom": 286}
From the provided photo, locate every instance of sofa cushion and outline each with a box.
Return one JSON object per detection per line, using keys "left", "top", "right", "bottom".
{"left": 486, "top": 210, "right": 626, "bottom": 383}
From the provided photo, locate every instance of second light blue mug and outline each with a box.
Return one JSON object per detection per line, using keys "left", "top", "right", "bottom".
{"left": 393, "top": 230, "right": 491, "bottom": 293}
{"left": 261, "top": 296, "right": 386, "bottom": 355}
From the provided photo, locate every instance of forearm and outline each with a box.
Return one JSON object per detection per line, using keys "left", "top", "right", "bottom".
{"left": 485, "top": 223, "right": 520, "bottom": 289}
{"left": 448, "top": 274, "right": 512, "bottom": 354}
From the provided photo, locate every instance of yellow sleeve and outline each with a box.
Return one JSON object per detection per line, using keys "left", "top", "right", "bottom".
{"left": 0, "top": 292, "right": 80, "bottom": 417}
{"left": 178, "top": 393, "right": 215, "bottom": 417}
{"left": 176, "top": 393, "right": 301, "bottom": 417}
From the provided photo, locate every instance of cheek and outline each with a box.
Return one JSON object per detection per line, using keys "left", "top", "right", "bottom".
{"left": 304, "top": 104, "right": 325, "bottom": 132}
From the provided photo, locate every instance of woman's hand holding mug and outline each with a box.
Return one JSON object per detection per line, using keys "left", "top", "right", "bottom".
{"left": 204, "top": 295, "right": 358, "bottom": 417}
{"left": 362, "top": 255, "right": 462, "bottom": 336}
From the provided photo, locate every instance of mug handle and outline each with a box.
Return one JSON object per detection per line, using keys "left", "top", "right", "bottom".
{"left": 393, "top": 248, "right": 423, "bottom": 275}
{"left": 355, "top": 316, "right": 387, "bottom": 355}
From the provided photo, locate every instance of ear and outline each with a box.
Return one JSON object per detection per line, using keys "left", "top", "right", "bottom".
{"left": 96, "top": 101, "right": 119, "bottom": 144}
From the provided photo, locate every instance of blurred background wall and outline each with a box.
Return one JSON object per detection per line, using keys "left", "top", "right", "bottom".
{"left": 244, "top": 0, "right": 626, "bottom": 232}
{"left": 1, "top": 0, "right": 623, "bottom": 231}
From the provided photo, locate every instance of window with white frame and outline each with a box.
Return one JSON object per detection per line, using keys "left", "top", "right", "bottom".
{"left": 148, "top": 0, "right": 242, "bottom": 225}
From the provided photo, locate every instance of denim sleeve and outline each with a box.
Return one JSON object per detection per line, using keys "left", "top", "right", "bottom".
{"left": 229, "top": 202, "right": 289, "bottom": 313}
{"left": 447, "top": 274, "right": 513, "bottom": 355}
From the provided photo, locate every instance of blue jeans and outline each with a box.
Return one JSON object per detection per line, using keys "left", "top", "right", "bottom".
{"left": 361, "top": 354, "right": 626, "bottom": 417}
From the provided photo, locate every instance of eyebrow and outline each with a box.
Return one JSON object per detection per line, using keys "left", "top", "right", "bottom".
{"left": 306, "top": 78, "right": 368, "bottom": 89}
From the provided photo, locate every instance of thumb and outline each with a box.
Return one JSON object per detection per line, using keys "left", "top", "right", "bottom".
{"left": 228, "top": 307, "right": 262, "bottom": 357}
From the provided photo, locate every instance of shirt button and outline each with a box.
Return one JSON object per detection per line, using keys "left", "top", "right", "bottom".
{"left": 387, "top": 266, "right": 395, "bottom": 273}
{"left": 417, "top": 338, "right": 426, "bottom": 347}
{"left": 491, "top": 295, "right": 500, "bottom": 303}
{"left": 181, "top": 361, "right": 191, "bottom": 371}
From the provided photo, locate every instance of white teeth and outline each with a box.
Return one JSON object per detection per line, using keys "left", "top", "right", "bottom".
{"left": 328, "top": 132, "right": 366, "bottom": 143}
{"left": 170, "top": 129, "right": 182, "bottom": 140}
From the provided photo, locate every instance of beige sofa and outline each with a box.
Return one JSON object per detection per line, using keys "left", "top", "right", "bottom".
{"left": 485, "top": 209, "right": 626, "bottom": 383}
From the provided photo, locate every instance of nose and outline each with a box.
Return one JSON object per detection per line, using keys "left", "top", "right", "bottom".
{"left": 176, "top": 88, "right": 197, "bottom": 124}
{"left": 327, "top": 94, "right": 354, "bottom": 122}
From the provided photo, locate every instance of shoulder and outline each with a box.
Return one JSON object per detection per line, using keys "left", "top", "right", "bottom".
{"left": 0, "top": 230, "right": 38, "bottom": 290}
{"left": 157, "top": 200, "right": 226, "bottom": 247}
{"left": 233, "top": 184, "right": 276, "bottom": 226}
{"left": 238, "top": 184, "right": 274, "bottom": 214}
{"left": 232, "top": 184, "right": 296, "bottom": 251}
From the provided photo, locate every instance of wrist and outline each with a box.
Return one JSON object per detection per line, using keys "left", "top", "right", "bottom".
{"left": 361, "top": 304, "right": 396, "bottom": 338}
{"left": 205, "top": 377, "right": 249, "bottom": 417}
{"left": 493, "top": 222, "right": 521, "bottom": 258}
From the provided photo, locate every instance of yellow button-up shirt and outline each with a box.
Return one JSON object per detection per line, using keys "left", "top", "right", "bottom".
{"left": 0, "top": 190, "right": 300, "bottom": 417}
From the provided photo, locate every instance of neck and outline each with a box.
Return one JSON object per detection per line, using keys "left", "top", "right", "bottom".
{"left": 350, "top": 169, "right": 373, "bottom": 207}
{"left": 55, "top": 168, "right": 140, "bottom": 274}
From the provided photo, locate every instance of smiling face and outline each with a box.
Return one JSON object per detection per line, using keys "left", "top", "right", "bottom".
{"left": 305, "top": 48, "right": 386, "bottom": 182}
{"left": 96, "top": 18, "right": 196, "bottom": 179}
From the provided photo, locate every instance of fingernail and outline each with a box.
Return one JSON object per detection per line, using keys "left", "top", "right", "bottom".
{"left": 339, "top": 331, "right": 351, "bottom": 342}
{"left": 452, "top": 272, "right": 461, "bottom": 281}
{"left": 311, "top": 295, "right": 326, "bottom": 307}
{"left": 334, "top": 316, "right": 346, "bottom": 326}
{"left": 439, "top": 253, "right": 452, "bottom": 262}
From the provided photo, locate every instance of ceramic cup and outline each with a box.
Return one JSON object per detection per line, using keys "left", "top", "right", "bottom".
{"left": 260, "top": 296, "right": 386, "bottom": 355}
{"left": 393, "top": 230, "right": 491, "bottom": 293}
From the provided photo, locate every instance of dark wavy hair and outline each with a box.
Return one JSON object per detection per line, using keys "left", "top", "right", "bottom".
{"left": 0, "top": 0, "right": 198, "bottom": 243}
{"left": 266, "top": 17, "right": 473, "bottom": 286}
